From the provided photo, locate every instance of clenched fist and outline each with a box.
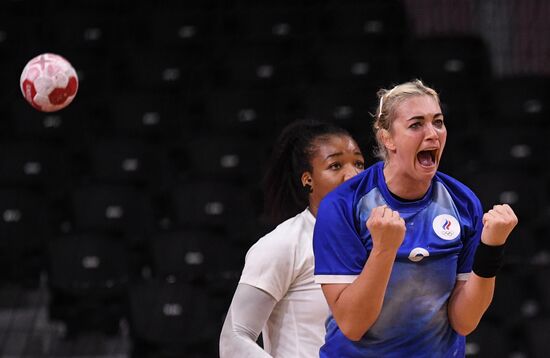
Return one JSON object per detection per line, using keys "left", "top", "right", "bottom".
{"left": 481, "top": 204, "right": 518, "bottom": 246}
{"left": 366, "top": 206, "right": 406, "bottom": 253}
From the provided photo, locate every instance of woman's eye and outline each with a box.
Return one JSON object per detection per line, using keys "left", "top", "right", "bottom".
{"left": 356, "top": 161, "right": 365, "bottom": 169}
{"left": 410, "top": 122, "right": 421, "bottom": 129}
{"left": 434, "top": 119, "right": 444, "bottom": 127}
{"left": 329, "top": 163, "right": 341, "bottom": 170}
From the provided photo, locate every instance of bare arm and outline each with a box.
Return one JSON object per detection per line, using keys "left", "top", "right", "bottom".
{"left": 321, "top": 206, "right": 405, "bottom": 341}
{"left": 219, "top": 283, "right": 277, "bottom": 358}
{"left": 448, "top": 204, "right": 517, "bottom": 335}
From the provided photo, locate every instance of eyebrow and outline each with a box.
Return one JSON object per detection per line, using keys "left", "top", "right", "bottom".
{"left": 407, "top": 113, "right": 444, "bottom": 121}
{"left": 325, "top": 151, "right": 363, "bottom": 160}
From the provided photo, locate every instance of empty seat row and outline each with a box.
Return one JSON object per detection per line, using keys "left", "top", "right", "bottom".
{"left": 1, "top": 0, "right": 409, "bottom": 53}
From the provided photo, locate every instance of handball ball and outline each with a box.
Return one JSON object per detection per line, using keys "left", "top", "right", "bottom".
{"left": 20, "top": 53, "right": 79, "bottom": 112}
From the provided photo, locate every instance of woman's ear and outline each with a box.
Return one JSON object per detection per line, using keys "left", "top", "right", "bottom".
{"left": 301, "top": 172, "right": 313, "bottom": 193}
{"left": 379, "top": 128, "right": 396, "bottom": 152}
{"left": 301, "top": 172, "right": 312, "bottom": 187}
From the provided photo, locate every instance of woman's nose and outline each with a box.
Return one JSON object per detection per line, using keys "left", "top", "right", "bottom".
{"left": 425, "top": 123, "right": 438, "bottom": 139}
{"left": 343, "top": 166, "right": 359, "bottom": 181}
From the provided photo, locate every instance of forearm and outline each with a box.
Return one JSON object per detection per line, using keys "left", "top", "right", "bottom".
{"left": 220, "top": 309, "right": 273, "bottom": 358}
{"left": 447, "top": 275, "right": 495, "bottom": 336}
{"left": 219, "top": 284, "right": 276, "bottom": 358}
{"left": 328, "top": 249, "right": 396, "bottom": 341}
{"left": 449, "top": 221, "right": 513, "bottom": 336}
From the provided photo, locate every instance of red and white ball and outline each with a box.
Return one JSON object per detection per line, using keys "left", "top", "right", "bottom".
{"left": 20, "top": 53, "right": 79, "bottom": 112}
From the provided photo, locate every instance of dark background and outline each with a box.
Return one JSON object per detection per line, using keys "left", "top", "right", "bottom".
{"left": 0, "top": 0, "right": 549, "bottom": 357}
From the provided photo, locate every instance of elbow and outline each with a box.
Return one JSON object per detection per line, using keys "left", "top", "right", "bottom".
{"left": 219, "top": 314, "right": 234, "bottom": 357}
{"left": 341, "top": 328, "right": 364, "bottom": 342}
{"left": 219, "top": 330, "right": 229, "bottom": 357}
{"left": 448, "top": 305, "right": 486, "bottom": 336}
{"left": 449, "top": 318, "right": 479, "bottom": 337}
{"left": 454, "top": 325, "right": 476, "bottom": 337}
{"left": 332, "top": 309, "right": 379, "bottom": 341}
{"left": 338, "top": 321, "right": 371, "bottom": 342}
{"left": 453, "top": 326, "right": 473, "bottom": 337}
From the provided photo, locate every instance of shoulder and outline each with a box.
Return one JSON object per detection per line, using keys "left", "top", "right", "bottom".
{"left": 435, "top": 171, "right": 479, "bottom": 201}
{"left": 247, "top": 210, "right": 313, "bottom": 258}
{"left": 322, "top": 161, "right": 382, "bottom": 208}
{"left": 241, "top": 210, "right": 314, "bottom": 297}
{"left": 315, "top": 163, "right": 383, "bottom": 239}
{"left": 435, "top": 171, "right": 483, "bottom": 214}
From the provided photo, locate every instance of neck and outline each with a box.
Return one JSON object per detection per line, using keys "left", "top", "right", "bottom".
{"left": 383, "top": 162, "right": 431, "bottom": 200}
{"left": 308, "top": 202, "right": 318, "bottom": 217}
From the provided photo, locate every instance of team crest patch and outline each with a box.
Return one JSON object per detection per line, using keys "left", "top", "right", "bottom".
{"left": 432, "top": 214, "right": 460, "bottom": 240}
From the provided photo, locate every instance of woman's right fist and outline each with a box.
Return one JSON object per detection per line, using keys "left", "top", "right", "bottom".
{"left": 366, "top": 206, "right": 406, "bottom": 252}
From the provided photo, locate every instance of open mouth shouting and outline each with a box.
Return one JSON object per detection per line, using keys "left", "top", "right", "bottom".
{"left": 417, "top": 149, "right": 438, "bottom": 169}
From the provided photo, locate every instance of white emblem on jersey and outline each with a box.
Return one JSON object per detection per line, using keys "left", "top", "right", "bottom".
{"left": 432, "top": 214, "right": 460, "bottom": 241}
{"left": 408, "top": 247, "right": 429, "bottom": 262}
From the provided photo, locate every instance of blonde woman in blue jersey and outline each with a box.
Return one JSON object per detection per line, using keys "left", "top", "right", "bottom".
{"left": 219, "top": 119, "right": 365, "bottom": 357}
{"left": 313, "top": 80, "right": 518, "bottom": 357}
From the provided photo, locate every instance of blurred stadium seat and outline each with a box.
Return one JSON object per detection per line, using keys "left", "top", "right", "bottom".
{"left": 484, "top": 269, "right": 535, "bottom": 325}
{"left": 490, "top": 75, "right": 550, "bottom": 127}
{"left": 463, "top": 170, "right": 547, "bottom": 227}
{"left": 202, "top": 87, "right": 297, "bottom": 137}
{"left": 532, "top": 266, "right": 550, "bottom": 315}
{"left": 403, "top": 35, "right": 492, "bottom": 96}
{"left": 144, "top": 7, "right": 217, "bottom": 50}
{"left": 168, "top": 180, "right": 259, "bottom": 244}
{"left": 174, "top": 134, "right": 265, "bottom": 186}
{"left": 312, "top": 39, "right": 403, "bottom": 88}
{"left": 220, "top": 3, "right": 310, "bottom": 48}
{"left": 48, "top": 233, "right": 129, "bottom": 337}
{"left": 523, "top": 317, "right": 550, "bottom": 358}
{"left": 127, "top": 278, "right": 219, "bottom": 357}
{"left": 88, "top": 138, "right": 172, "bottom": 191}
{"left": 477, "top": 126, "right": 550, "bottom": 174}
{"left": 318, "top": 0, "right": 408, "bottom": 47}
{"left": 148, "top": 229, "right": 245, "bottom": 289}
{"left": 0, "top": 141, "right": 71, "bottom": 193}
{"left": 110, "top": 91, "right": 188, "bottom": 139}
{"left": 123, "top": 47, "right": 210, "bottom": 93}
{"left": 70, "top": 184, "right": 155, "bottom": 247}
{"left": 464, "top": 320, "right": 510, "bottom": 357}
{"left": 44, "top": 11, "right": 119, "bottom": 54}
{"left": 300, "top": 84, "right": 378, "bottom": 137}
{"left": 0, "top": 188, "right": 51, "bottom": 287}
{"left": 211, "top": 42, "right": 309, "bottom": 89}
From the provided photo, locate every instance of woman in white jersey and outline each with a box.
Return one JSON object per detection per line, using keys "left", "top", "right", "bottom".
{"left": 219, "top": 119, "right": 365, "bottom": 357}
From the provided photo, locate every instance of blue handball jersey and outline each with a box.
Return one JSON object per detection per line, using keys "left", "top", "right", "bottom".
{"left": 313, "top": 161, "right": 483, "bottom": 358}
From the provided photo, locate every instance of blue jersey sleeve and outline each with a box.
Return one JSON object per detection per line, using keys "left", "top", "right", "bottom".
{"left": 313, "top": 192, "right": 367, "bottom": 284}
